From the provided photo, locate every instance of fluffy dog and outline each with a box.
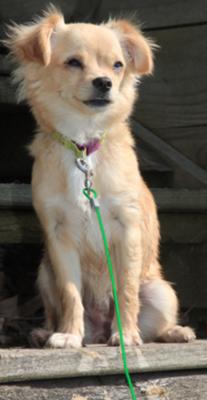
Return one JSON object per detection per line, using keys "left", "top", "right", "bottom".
{"left": 6, "top": 7, "right": 195, "bottom": 348}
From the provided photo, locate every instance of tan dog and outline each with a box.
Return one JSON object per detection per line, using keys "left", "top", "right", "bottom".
{"left": 6, "top": 7, "right": 195, "bottom": 348}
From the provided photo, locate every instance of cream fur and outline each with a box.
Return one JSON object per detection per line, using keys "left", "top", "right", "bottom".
{"left": 6, "top": 7, "right": 195, "bottom": 347}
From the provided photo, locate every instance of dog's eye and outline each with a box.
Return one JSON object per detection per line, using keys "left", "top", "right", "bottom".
{"left": 65, "top": 58, "right": 83, "bottom": 69}
{"left": 113, "top": 61, "right": 123, "bottom": 70}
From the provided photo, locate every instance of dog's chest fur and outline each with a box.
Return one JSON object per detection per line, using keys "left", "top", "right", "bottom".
{"left": 59, "top": 149, "right": 119, "bottom": 306}
{"left": 56, "top": 148, "right": 119, "bottom": 257}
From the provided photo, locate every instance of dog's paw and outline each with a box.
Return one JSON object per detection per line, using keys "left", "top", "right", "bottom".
{"left": 46, "top": 333, "right": 82, "bottom": 348}
{"left": 108, "top": 331, "right": 143, "bottom": 346}
{"left": 161, "top": 325, "right": 196, "bottom": 343}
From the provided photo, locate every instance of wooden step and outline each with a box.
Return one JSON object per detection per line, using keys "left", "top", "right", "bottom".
{"left": 0, "top": 184, "right": 207, "bottom": 245}
{"left": 1, "top": 183, "right": 207, "bottom": 212}
{"left": 0, "top": 105, "right": 172, "bottom": 187}
{"left": 0, "top": 371, "right": 206, "bottom": 400}
{"left": 137, "top": 144, "right": 173, "bottom": 188}
{"left": 0, "top": 341, "right": 206, "bottom": 384}
{"left": 1, "top": 184, "right": 207, "bottom": 310}
{"left": 0, "top": 341, "right": 206, "bottom": 399}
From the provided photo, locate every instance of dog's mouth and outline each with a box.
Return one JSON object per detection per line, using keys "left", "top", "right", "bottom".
{"left": 83, "top": 98, "right": 112, "bottom": 107}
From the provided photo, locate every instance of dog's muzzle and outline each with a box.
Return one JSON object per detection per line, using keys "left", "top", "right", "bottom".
{"left": 83, "top": 76, "right": 112, "bottom": 107}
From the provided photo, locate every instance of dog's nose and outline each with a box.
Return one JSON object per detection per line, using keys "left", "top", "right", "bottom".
{"left": 92, "top": 77, "right": 112, "bottom": 93}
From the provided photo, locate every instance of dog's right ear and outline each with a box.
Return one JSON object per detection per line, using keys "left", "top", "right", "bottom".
{"left": 108, "top": 19, "right": 154, "bottom": 76}
{"left": 5, "top": 8, "right": 64, "bottom": 66}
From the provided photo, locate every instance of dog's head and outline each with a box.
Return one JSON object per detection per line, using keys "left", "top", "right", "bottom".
{"left": 6, "top": 7, "right": 154, "bottom": 140}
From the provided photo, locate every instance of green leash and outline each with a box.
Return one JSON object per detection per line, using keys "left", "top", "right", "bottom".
{"left": 83, "top": 188, "right": 137, "bottom": 400}
{"left": 51, "top": 131, "right": 137, "bottom": 399}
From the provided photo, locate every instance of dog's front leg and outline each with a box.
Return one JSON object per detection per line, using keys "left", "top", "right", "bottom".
{"left": 35, "top": 202, "right": 84, "bottom": 348}
{"left": 109, "top": 208, "right": 143, "bottom": 346}
{"left": 47, "top": 240, "right": 84, "bottom": 348}
{"left": 46, "top": 235, "right": 84, "bottom": 348}
{"left": 46, "top": 237, "right": 84, "bottom": 348}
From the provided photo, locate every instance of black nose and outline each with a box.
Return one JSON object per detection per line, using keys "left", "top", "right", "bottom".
{"left": 92, "top": 77, "right": 112, "bottom": 93}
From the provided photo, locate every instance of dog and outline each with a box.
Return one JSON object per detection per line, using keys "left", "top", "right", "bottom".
{"left": 5, "top": 6, "right": 195, "bottom": 348}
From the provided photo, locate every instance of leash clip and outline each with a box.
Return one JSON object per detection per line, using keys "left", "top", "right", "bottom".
{"left": 76, "top": 158, "right": 90, "bottom": 174}
{"left": 76, "top": 157, "right": 93, "bottom": 192}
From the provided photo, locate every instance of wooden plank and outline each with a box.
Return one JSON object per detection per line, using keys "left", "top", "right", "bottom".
{"left": 0, "top": 0, "right": 76, "bottom": 31}
{"left": 160, "top": 214, "right": 207, "bottom": 243}
{"left": 0, "top": 109, "right": 34, "bottom": 182}
{"left": 0, "top": 184, "right": 32, "bottom": 209}
{"left": 136, "top": 24, "right": 207, "bottom": 130}
{"left": 0, "top": 55, "right": 10, "bottom": 74}
{"left": 151, "top": 189, "right": 207, "bottom": 212}
{"left": 134, "top": 24, "right": 207, "bottom": 167}
{"left": 0, "top": 77, "right": 16, "bottom": 104}
{"left": 1, "top": 184, "right": 207, "bottom": 212}
{"left": 0, "top": 296, "right": 18, "bottom": 318}
{"left": 0, "top": 341, "right": 206, "bottom": 383}
{"left": 102, "top": 372, "right": 207, "bottom": 400}
{"left": 0, "top": 371, "right": 207, "bottom": 400}
{"left": 138, "top": 147, "right": 171, "bottom": 172}
{"left": 153, "top": 126, "right": 207, "bottom": 173}
{"left": 162, "top": 241, "right": 207, "bottom": 308}
{"left": 132, "top": 121, "right": 207, "bottom": 187}
{"left": 1, "top": 186, "right": 207, "bottom": 246}
{"left": 0, "top": 0, "right": 98, "bottom": 39}
{"left": 96, "top": 0, "right": 207, "bottom": 29}
{"left": 1, "top": 0, "right": 206, "bottom": 34}
{"left": 0, "top": 210, "right": 41, "bottom": 244}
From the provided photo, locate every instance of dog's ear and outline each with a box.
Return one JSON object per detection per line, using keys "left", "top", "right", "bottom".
{"left": 5, "top": 8, "right": 64, "bottom": 65}
{"left": 108, "top": 20, "right": 154, "bottom": 75}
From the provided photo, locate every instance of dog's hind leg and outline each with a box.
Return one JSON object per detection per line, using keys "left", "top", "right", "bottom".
{"left": 139, "top": 278, "right": 196, "bottom": 343}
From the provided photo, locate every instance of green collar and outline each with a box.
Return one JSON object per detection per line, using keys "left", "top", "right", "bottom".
{"left": 52, "top": 131, "right": 87, "bottom": 158}
{"left": 52, "top": 131, "right": 105, "bottom": 158}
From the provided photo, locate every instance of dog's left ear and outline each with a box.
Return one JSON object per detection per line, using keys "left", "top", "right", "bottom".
{"left": 108, "top": 20, "right": 154, "bottom": 75}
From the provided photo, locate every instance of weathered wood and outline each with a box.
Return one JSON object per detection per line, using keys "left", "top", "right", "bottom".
{"left": 97, "top": 0, "right": 207, "bottom": 29}
{"left": 135, "top": 24, "right": 207, "bottom": 129}
{"left": 0, "top": 210, "right": 41, "bottom": 243}
{"left": 1, "top": 186, "right": 207, "bottom": 245}
{"left": 0, "top": 184, "right": 32, "bottom": 210}
{"left": 0, "top": 295, "right": 18, "bottom": 318}
{"left": 0, "top": 272, "right": 5, "bottom": 298}
{"left": 155, "top": 126, "right": 207, "bottom": 175}
{"left": 1, "top": 184, "right": 207, "bottom": 212}
{"left": 160, "top": 214, "right": 207, "bottom": 244}
{"left": 134, "top": 24, "right": 207, "bottom": 179}
{"left": 0, "top": 0, "right": 100, "bottom": 39}
{"left": 0, "top": 77, "right": 16, "bottom": 105}
{"left": 1, "top": 0, "right": 207, "bottom": 36}
{"left": 138, "top": 147, "right": 171, "bottom": 172}
{"left": 0, "top": 106, "right": 172, "bottom": 183}
{"left": 0, "top": 341, "right": 206, "bottom": 383}
{"left": 0, "top": 55, "right": 10, "bottom": 74}
{"left": 133, "top": 121, "right": 207, "bottom": 187}
{"left": 0, "top": 371, "right": 207, "bottom": 399}
{"left": 152, "top": 189, "right": 207, "bottom": 212}
{"left": 162, "top": 241, "right": 207, "bottom": 308}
